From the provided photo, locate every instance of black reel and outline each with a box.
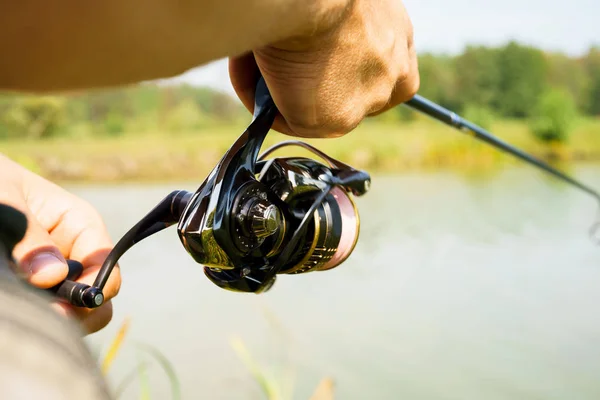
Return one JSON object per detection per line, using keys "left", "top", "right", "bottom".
{"left": 49, "top": 77, "right": 371, "bottom": 308}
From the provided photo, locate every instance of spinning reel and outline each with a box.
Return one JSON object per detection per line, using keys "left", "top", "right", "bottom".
{"left": 49, "top": 78, "right": 371, "bottom": 308}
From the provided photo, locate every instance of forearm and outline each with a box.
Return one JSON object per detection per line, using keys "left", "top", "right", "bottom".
{"left": 0, "top": 0, "right": 351, "bottom": 92}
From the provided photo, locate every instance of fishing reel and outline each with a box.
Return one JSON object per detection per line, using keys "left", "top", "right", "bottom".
{"left": 49, "top": 77, "right": 370, "bottom": 308}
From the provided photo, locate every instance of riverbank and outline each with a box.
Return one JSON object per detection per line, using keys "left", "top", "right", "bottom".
{"left": 2, "top": 117, "right": 599, "bottom": 184}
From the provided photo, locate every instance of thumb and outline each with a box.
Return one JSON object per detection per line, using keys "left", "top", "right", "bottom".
{"left": 11, "top": 208, "right": 69, "bottom": 289}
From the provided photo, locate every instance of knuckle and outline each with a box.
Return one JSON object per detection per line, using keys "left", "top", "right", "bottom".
{"left": 393, "top": 57, "right": 420, "bottom": 102}
{"left": 408, "top": 71, "right": 421, "bottom": 97}
{"left": 396, "top": 58, "right": 411, "bottom": 83}
{"left": 330, "top": 104, "right": 364, "bottom": 135}
{"left": 405, "top": 21, "right": 415, "bottom": 49}
{"left": 289, "top": 104, "right": 361, "bottom": 138}
{"left": 359, "top": 54, "right": 391, "bottom": 86}
{"left": 369, "top": 87, "right": 394, "bottom": 114}
{"left": 76, "top": 198, "right": 103, "bottom": 222}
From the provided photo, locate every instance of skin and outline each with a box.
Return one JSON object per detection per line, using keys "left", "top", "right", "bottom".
{"left": 0, "top": 155, "right": 119, "bottom": 334}
{"left": 0, "top": 0, "right": 419, "bottom": 334}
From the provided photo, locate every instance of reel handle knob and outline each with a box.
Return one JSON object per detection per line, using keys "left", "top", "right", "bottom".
{"left": 46, "top": 259, "right": 105, "bottom": 308}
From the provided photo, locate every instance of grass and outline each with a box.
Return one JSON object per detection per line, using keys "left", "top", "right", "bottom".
{"left": 99, "top": 317, "right": 181, "bottom": 400}
{"left": 100, "top": 316, "right": 334, "bottom": 400}
{"left": 229, "top": 335, "right": 335, "bottom": 400}
{"left": 1, "top": 115, "right": 600, "bottom": 183}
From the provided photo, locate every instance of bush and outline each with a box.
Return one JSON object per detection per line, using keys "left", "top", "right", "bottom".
{"left": 0, "top": 96, "right": 68, "bottom": 139}
{"left": 529, "top": 88, "right": 578, "bottom": 143}
{"left": 103, "top": 111, "right": 126, "bottom": 136}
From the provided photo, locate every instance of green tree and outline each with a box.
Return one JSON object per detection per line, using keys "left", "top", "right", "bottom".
{"left": 0, "top": 96, "right": 67, "bottom": 139}
{"left": 529, "top": 88, "right": 578, "bottom": 143}
{"left": 545, "top": 52, "right": 590, "bottom": 112}
{"left": 495, "top": 41, "right": 548, "bottom": 118}
{"left": 453, "top": 45, "right": 501, "bottom": 112}
{"left": 416, "top": 53, "right": 460, "bottom": 110}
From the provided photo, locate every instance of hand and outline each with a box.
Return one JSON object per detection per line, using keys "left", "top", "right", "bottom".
{"left": 0, "top": 155, "right": 121, "bottom": 334}
{"left": 229, "top": 0, "right": 419, "bottom": 138}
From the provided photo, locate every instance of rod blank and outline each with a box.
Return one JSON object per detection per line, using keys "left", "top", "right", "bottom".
{"left": 404, "top": 94, "right": 600, "bottom": 203}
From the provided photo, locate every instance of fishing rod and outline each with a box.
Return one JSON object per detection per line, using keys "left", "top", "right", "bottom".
{"left": 404, "top": 94, "right": 600, "bottom": 241}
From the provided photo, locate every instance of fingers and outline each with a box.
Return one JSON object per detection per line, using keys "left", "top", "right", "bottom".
{"left": 24, "top": 200, "right": 119, "bottom": 334}
{"left": 52, "top": 201, "right": 121, "bottom": 300}
{"left": 12, "top": 219, "right": 69, "bottom": 289}
{"left": 228, "top": 0, "right": 420, "bottom": 139}
{"left": 0, "top": 184, "right": 69, "bottom": 289}
{"left": 0, "top": 156, "right": 120, "bottom": 335}
{"left": 47, "top": 199, "right": 121, "bottom": 334}
{"left": 368, "top": 34, "right": 419, "bottom": 116}
{"left": 229, "top": 53, "right": 294, "bottom": 136}
{"left": 229, "top": 52, "right": 260, "bottom": 115}
{"left": 53, "top": 299, "right": 114, "bottom": 334}
{"left": 63, "top": 263, "right": 120, "bottom": 332}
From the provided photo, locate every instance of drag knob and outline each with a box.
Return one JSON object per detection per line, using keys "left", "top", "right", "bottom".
{"left": 249, "top": 200, "right": 281, "bottom": 238}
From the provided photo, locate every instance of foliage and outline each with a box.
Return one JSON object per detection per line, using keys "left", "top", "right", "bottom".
{"left": 583, "top": 46, "right": 600, "bottom": 115}
{"left": 416, "top": 41, "right": 599, "bottom": 119}
{"left": 0, "top": 40, "right": 599, "bottom": 142}
{"left": 494, "top": 41, "right": 548, "bottom": 118}
{"left": 416, "top": 53, "right": 459, "bottom": 110}
{"left": 0, "top": 84, "right": 246, "bottom": 139}
{"left": 101, "top": 318, "right": 333, "bottom": 400}
{"left": 453, "top": 45, "right": 500, "bottom": 112}
{"left": 102, "top": 317, "right": 131, "bottom": 374}
{"left": 230, "top": 334, "right": 335, "bottom": 400}
{"left": 100, "top": 318, "right": 181, "bottom": 400}
{"left": 545, "top": 51, "right": 590, "bottom": 112}
{"left": 529, "top": 88, "right": 578, "bottom": 143}
{"left": 0, "top": 95, "right": 67, "bottom": 139}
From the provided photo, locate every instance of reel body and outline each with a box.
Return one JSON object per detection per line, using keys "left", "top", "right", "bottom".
{"left": 179, "top": 155, "right": 363, "bottom": 293}
{"left": 49, "top": 77, "right": 371, "bottom": 308}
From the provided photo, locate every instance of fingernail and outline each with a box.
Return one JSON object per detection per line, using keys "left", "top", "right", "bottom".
{"left": 28, "top": 252, "right": 67, "bottom": 278}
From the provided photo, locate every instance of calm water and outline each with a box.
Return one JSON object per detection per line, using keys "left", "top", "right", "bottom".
{"left": 75, "top": 165, "right": 600, "bottom": 400}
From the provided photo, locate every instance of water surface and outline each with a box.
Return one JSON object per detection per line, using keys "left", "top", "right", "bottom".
{"left": 77, "top": 165, "right": 600, "bottom": 399}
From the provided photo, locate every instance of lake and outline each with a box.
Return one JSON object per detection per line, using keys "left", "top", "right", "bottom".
{"left": 77, "top": 165, "right": 600, "bottom": 400}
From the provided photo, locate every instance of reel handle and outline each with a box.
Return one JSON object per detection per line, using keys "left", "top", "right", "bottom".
{"left": 43, "top": 189, "right": 192, "bottom": 309}
{"left": 46, "top": 259, "right": 104, "bottom": 308}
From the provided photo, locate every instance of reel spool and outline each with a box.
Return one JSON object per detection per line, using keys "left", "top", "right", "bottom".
{"left": 49, "top": 77, "right": 371, "bottom": 308}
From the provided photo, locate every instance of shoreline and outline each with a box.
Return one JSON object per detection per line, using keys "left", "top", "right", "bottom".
{"left": 2, "top": 118, "right": 599, "bottom": 184}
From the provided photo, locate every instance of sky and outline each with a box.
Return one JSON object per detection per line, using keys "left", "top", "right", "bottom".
{"left": 163, "top": 0, "right": 599, "bottom": 95}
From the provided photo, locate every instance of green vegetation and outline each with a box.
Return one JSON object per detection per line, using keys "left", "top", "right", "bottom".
{"left": 99, "top": 318, "right": 181, "bottom": 400}
{"left": 1, "top": 41, "right": 599, "bottom": 182}
{"left": 530, "top": 88, "right": 579, "bottom": 143}
{"left": 100, "top": 316, "right": 333, "bottom": 400}
{"left": 230, "top": 335, "right": 335, "bottom": 400}
{"left": 2, "top": 116, "right": 600, "bottom": 183}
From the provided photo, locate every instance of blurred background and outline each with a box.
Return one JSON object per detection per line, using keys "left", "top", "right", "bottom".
{"left": 2, "top": 0, "right": 600, "bottom": 399}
